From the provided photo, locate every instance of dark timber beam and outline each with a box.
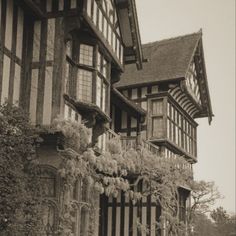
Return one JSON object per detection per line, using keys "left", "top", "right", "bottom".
{"left": 18, "top": 0, "right": 45, "bottom": 19}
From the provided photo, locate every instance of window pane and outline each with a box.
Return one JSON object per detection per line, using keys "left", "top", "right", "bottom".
{"left": 152, "top": 117, "right": 163, "bottom": 138}
{"left": 167, "top": 102, "right": 170, "bottom": 117}
{"left": 96, "top": 76, "right": 102, "bottom": 107}
{"left": 40, "top": 173, "right": 56, "bottom": 197}
{"left": 97, "top": 52, "right": 101, "bottom": 72}
{"left": 152, "top": 100, "right": 163, "bottom": 115}
{"left": 42, "top": 204, "right": 56, "bottom": 235}
{"left": 102, "top": 82, "right": 107, "bottom": 112}
{"left": 167, "top": 119, "right": 170, "bottom": 139}
{"left": 102, "top": 58, "right": 108, "bottom": 78}
{"left": 65, "top": 62, "right": 70, "bottom": 94}
{"left": 77, "top": 69, "right": 92, "bottom": 103}
{"left": 79, "top": 44, "right": 93, "bottom": 66}
{"left": 175, "top": 125, "right": 178, "bottom": 144}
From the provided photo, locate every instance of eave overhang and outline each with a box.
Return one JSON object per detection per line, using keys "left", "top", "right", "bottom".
{"left": 111, "top": 87, "right": 146, "bottom": 122}
{"left": 63, "top": 94, "right": 111, "bottom": 124}
{"left": 115, "top": 0, "right": 143, "bottom": 70}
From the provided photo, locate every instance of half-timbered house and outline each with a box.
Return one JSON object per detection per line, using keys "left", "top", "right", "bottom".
{"left": 0, "top": 0, "right": 213, "bottom": 235}
{"left": 104, "top": 31, "right": 213, "bottom": 236}
{"left": 0, "top": 0, "right": 143, "bottom": 235}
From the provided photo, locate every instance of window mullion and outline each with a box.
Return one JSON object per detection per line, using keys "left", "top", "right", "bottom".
{"left": 93, "top": 44, "right": 99, "bottom": 104}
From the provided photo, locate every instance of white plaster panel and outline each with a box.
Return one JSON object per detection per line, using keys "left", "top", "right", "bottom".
{"left": 133, "top": 206, "right": 137, "bottom": 236}
{"left": 32, "top": 21, "right": 41, "bottom": 62}
{"left": 107, "top": 207, "right": 112, "bottom": 236}
{"left": 150, "top": 206, "right": 156, "bottom": 236}
{"left": 1, "top": 56, "right": 10, "bottom": 104}
{"left": 141, "top": 87, "right": 147, "bottom": 98}
{"left": 64, "top": 104, "right": 69, "bottom": 120}
{"left": 46, "top": 18, "right": 55, "bottom": 61}
{"left": 29, "top": 69, "right": 39, "bottom": 124}
{"left": 124, "top": 203, "right": 129, "bottom": 236}
{"left": 116, "top": 204, "right": 121, "bottom": 236}
{"left": 58, "top": 0, "right": 64, "bottom": 11}
{"left": 152, "top": 85, "right": 158, "bottom": 94}
{"left": 5, "top": 0, "right": 13, "bottom": 50}
{"left": 131, "top": 88, "right": 138, "bottom": 99}
{"left": 13, "top": 63, "right": 21, "bottom": 104}
{"left": 70, "top": 0, "right": 77, "bottom": 9}
{"left": 0, "top": 0, "right": 2, "bottom": 30}
{"left": 131, "top": 117, "right": 137, "bottom": 128}
{"left": 16, "top": 7, "right": 24, "bottom": 59}
{"left": 43, "top": 66, "right": 53, "bottom": 125}
{"left": 121, "top": 111, "right": 127, "bottom": 129}
{"left": 46, "top": 0, "right": 52, "bottom": 12}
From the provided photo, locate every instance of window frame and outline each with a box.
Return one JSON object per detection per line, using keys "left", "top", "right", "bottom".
{"left": 65, "top": 37, "right": 111, "bottom": 114}
{"left": 149, "top": 97, "right": 165, "bottom": 138}
{"left": 39, "top": 166, "right": 59, "bottom": 235}
{"left": 167, "top": 99, "right": 197, "bottom": 157}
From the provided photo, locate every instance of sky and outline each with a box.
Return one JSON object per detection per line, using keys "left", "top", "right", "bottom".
{"left": 135, "top": 0, "right": 235, "bottom": 213}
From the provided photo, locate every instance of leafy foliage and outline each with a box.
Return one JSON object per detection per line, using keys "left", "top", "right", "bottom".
{"left": 210, "top": 207, "right": 236, "bottom": 236}
{"left": 51, "top": 118, "right": 194, "bottom": 235}
{"left": 0, "top": 103, "right": 43, "bottom": 235}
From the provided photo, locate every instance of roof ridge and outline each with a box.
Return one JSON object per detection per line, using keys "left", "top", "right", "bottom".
{"left": 142, "top": 30, "right": 202, "bottom": 48}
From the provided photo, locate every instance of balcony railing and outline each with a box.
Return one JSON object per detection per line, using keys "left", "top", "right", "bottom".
{"left": 106, "top": 129, "right": 160, "bottom": 155}
{"left": 106, "top": 129, "right": 193, "bottom": 175}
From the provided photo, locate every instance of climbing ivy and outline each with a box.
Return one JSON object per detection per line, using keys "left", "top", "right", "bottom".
{"left": 52, "top": 118, "right": 193, "bottom": 235}
{"left": 0, "top": 103, "right": 43, "bottom": 235}
{"left": 0, "top": 104, "right": 193, "bottom": 235}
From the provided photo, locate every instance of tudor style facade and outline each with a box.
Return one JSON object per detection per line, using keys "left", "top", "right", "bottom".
{"left": 0, "top": 1, "right": 213, "bottom": 235}
{"left": 0, "top": 0, "right": 143, "bottom": 235}
{"left": 107, "top": 31, "right": 213, "bottom": 235}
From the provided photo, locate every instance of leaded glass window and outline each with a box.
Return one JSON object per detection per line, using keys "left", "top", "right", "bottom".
{"left": 77, "top": 69, "right": 93, "bottom": 103}
{"left": 79, "top": 44, "right": 93, "bottom": 66}
{"left": 151, "top": 99, "right": 164, "bottom": 138}
{"left": 42, "top": 204, "right": 56, "bottom": 236}
{"left": 167, "top": 101, "right": 197, "bottom": 156}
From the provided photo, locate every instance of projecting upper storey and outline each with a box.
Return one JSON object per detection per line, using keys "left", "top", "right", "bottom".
{"left": 116, "top": 31, "right": 213, "bottom": 123}
{"left": 19, "top": 0, "right": 143, "bottom": 71}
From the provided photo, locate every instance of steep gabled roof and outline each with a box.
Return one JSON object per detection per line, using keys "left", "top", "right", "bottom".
{"left": 116, "top": 31, "right": 202, "bottom": 88}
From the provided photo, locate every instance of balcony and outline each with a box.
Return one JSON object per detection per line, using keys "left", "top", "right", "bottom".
{"left": 106, "top": 129, "right": 193, "bottom": 175}
{"left": 107, "top": 129, "right": 159, "bottom": 154}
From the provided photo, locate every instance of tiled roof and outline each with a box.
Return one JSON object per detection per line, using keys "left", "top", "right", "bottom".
{"left": 116, "top": 31, "right": 202, "bottom": 88}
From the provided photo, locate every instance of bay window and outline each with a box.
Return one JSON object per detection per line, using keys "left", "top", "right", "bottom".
{"left": 79, "top": 44, "right": 93, "bottom": 66}
{"left": 77, "top": 69, "right": 93, "bottom": 103}
{"left": 167, "top": 101, "right": 197, "bottom": 157}
{"left": 151, "top": 99, "right": 164, "bottom": 138}
{"left": 149, "top": 96, "right": 197, "bottom": 158}
{"left": 65, "top": 39, "right": 110, "bottom": 114}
